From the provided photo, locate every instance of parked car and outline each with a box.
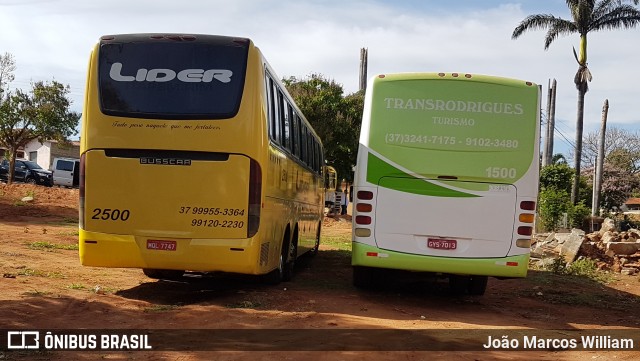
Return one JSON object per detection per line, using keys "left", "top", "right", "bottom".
{"left": 0, "top": 159, "right": 54, "bottom": 186}
{"left": 51, "top": 157, "right": 80, "bottom": 187}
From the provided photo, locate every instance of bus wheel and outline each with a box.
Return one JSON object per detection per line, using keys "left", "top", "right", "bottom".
{"left": 353, "top": 266, "right": 376, "bottom": 289}
{"left": 467, "top": 276, "right": 488, "bottom": 296}
{"left": 263, "top": 252, "right": 284, "bottom": 285}
{"left": 282, "top": 231, "right": 297, "bottom": 282}
{"left": 310, "top": 223, "right": 321, "bottom": 256}
{"left": 142, "top": 269, "right": 184, "bottom": 280}
{"left": 448, "top": 275, "right": 470, "bottom": 296}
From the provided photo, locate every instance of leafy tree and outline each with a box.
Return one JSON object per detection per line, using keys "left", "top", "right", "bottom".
{"left": 539, "top": 163, "right": 592, "bottom": 230}
{"left": 0, "top": 80, "right": 80, "bottom": 183}
{"left": 540, "top": 163, "right": 574, "bottom": 192}
{"left": 539, "top": 188, "right": 571, "bottom": 231}
{"left": 284, "top": 74, "right": 363, "bottom": 183}
{"left": 582, "top": 163, "right": 640, "bottom": 212}
{"left": 512, "top": 0, "right": 640, "bottom": 204}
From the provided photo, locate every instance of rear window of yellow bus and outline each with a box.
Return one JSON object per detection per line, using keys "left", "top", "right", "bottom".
{"left": 98, "top": 34, "right": 249, "bottom": 120}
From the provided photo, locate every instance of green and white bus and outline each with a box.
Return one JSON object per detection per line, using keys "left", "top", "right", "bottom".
{"left": 351, "top": 72, "right": 540, "bottom": 295}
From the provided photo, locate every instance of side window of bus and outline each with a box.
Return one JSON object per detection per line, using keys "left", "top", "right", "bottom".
{"left": 293, "top": 114, "right": 301, "bottom": 159}
{"left": 278, "top": 91, "right": 290, "bottom": 151}
{"left": 301, "top": 127, "right": 308, "bottom": 166}
{"left": 267, "top": 76, "right": 281, "bottom": 144}
{"left": 286, "top": 104, "right": 295, "bottom": 154}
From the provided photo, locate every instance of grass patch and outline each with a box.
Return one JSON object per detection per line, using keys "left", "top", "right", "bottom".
{"left": 143, "top": 304, "right": 180, "bottom": 312}
{"left": 17, "top": 268, "right": 65, "bottom": 278}
{"left": 68, "top": 283, "right": 87, "bottom": 290}
{"left": 27, "top": 241, "right": 78, "bottom": 251}
{"left": 518, "top": 269, "right": 637, "bottom": 310}
{"left": 321, "top": 235, "right": 352, "bottom": 251}
{"left": 23, "top": 289, "right": 52, "bottom": 297}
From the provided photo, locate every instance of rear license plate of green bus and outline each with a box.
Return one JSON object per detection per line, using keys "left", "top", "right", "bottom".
{"left": 427, "top": 238, "right": 457, "bottom": 250}
{"left": 147, "top": 240, "right": 177, "bottom": 251}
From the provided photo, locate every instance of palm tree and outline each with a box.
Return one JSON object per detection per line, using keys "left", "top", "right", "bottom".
{"left": 512, "top": 0, "right": 640, "bottom": 204}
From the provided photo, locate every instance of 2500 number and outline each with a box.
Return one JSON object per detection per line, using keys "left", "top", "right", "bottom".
{"left": 91, "top": 208, "right": 131, "bottom": 221}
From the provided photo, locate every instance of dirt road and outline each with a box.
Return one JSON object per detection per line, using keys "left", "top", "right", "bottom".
{"left": 1, "top": 183, "right": 639, "bottom": 360}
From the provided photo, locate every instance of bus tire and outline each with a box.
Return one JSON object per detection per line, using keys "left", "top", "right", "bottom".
{"left": 353, "top": 266, "right": 376, "bottom": 289}
{"left": 310, "top": 223, "right": 321, "bottom": 256}
{"left": 282, "top": 228, "right": 298, "bottom": 282}
{"left": 142, "top": 268, "right": 184, "bottom": 280}
{"left": 263, "top": 229, "right": 292, "bottom": 285}
{"left": 467, "top": 276, "right": 488, "bottom": 296}
{"left": 448, "top": 275, "right": 470, "bottom": 296}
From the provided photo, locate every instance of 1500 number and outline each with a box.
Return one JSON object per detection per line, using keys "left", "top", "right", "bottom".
{"left": 91, "top": 208, "right": 131, "bottom": 221}
{"left": 485, "top": 167, "right": 517, "bottom": 179}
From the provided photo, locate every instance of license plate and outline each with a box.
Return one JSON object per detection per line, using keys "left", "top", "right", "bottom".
{"left": 147, "top": 240, "right": 177, "bottom": 251}
{"left": 427, "top": 238, "right": 457, "bottom": 250}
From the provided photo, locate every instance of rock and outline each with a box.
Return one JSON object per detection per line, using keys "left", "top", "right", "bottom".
{"left": 627, "top": 228, "right": 640, "bottom": 239}
{"left": 560, "top": 229, "right": 586, "bottom": 263}
{"left": 621, "top": 267, "right": 637, "bottom": 275}
{"left": 21, "top": 196, "right": 34, "bottom": 202}
{"left": 599, "top": 218, "right": 616, "bottom": 234}
{"left": 606, "top": 242, "right": 640, "bottom": 256}
{"left": 601, "top": 231, "right": 620, "bottom": 243}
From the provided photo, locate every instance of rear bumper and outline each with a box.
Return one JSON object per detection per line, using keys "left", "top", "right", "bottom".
{"left": 352, "top": 242, "right": 529, "bottom": 278}
{"left": 79, "top": 229, "right": 260, "bottom": 274}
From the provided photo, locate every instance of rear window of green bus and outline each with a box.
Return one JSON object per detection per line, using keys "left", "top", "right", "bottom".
{"left": 98, "top": 35, "right": 248, "bottom": 120}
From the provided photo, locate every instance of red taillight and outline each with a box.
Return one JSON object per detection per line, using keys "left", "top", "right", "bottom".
{"left": 520, "top": 201, "right": 536, "bottom": 211}
{"left": 356, "top": 216, "right": 371, "bottom": 225}
{"left": 517, "top": 226, "right": 532, "bottom": 236}
{"left": 357, "top": 191, "right": 373, "bottom": 200}
{"left": 79, "top": 153, "right": 86, "bottom": 229}
{"left": 356, "top": 203, "right": 372, "bottom": 212}
{"left": 247, "top": 159, "right": 262, "bottom": 238}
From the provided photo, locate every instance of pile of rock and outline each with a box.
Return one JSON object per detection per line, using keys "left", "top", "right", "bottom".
{"left": 531, "top": 218, "right": 640, "bottom": 276}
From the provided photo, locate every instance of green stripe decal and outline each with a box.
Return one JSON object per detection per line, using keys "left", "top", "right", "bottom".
{"left": 366, "top": 153, "right": 478, "bottom": 198}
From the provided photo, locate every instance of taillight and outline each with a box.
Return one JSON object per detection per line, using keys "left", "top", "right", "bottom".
{"left": 79, "top": 153, "right": 86, "bottom": 229}
{"left": 516, "top": 200, "right": 535, "bottom": 247}
{"left": 520, "top": 201, "right": 536, "bottom": 211}
{"left": 247, "top": 159, "right": 262, "bottom": 238}
{"left": 518, "top": 226, "right": 532, "bottom": 236}
{"left": 357, "top": 191, "right": 373, "bottom": 200}
{"left": 354, "top": 189, "right": 374, "bottom": 236}
{"left": 355, "top": 216, "right": 371, "bottom": 225}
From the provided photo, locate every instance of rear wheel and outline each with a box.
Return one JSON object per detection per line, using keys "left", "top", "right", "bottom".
{"left": 309, "top": 223, "right": 321, "bottom": 256}
{"left": 263, "top": 230, "right": 294, "bottom": 285}
{"left": 142, "top": 269, "right": 184, "bottom": 280}
{"left": 282, "top": 236, "right": 297, "bottom": 282}
{"left": 467, "top": 276, "right": 488, "bottom": 295}
{"left": 448, "top": 275, "right": 470, "bottom": 296}
{"left": 353, "top": 266, "right": 377, "bottom": 289}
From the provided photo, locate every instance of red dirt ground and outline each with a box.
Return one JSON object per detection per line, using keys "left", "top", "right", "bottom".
{"left": 1, "top": 183, "right": 639, "bottom": 360}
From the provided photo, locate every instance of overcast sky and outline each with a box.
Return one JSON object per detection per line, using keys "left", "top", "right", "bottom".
{"left": 1, "top": 0, "right": 639, "bottom": 156}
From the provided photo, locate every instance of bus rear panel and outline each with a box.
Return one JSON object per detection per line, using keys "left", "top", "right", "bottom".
{"left": 352, "top": 73, "right": 540, "bottom": 293}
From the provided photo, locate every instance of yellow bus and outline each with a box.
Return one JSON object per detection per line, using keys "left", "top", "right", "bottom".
{"left": 79, "top": 34, "right": 325, "bottom": 284}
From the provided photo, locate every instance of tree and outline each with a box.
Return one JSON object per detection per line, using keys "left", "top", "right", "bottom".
{"left": 512, "top": 0, "right": 640, "bottom": 204}
{"left": 283, "top": 74, "right": 363, "bottom": 183}
{"left": 582, "top": 163, "right": 640, "bottom": 211}
{"left": 582, "top": 127, "right": 640, "bottom": 172}
{"left": 0, "top": 52, "right": 16, "bottom": 100}
{"left": 0, "top": 81, "right": 80, "bottom": 183}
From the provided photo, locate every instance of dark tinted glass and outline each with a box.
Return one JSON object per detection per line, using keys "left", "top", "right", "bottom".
{"left": 98, "top": 34, "right": 249, "bottom": 119}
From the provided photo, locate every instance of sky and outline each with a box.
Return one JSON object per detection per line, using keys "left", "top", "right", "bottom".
{"left": 1, "top": 0, "right": 639, "bottom": 158}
